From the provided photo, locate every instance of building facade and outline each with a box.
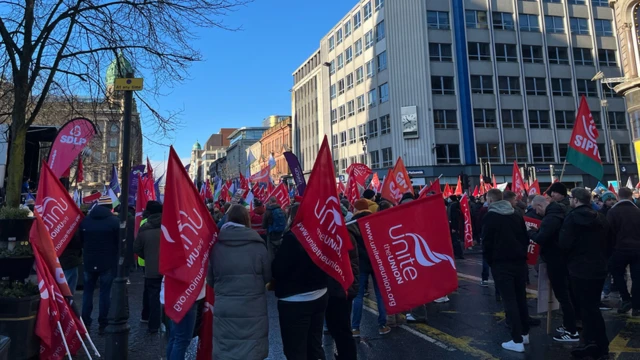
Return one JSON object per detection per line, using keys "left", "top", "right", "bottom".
{"left": 222, "top": 127, "right": 269, "bottom": 180}
{"left": 260, "top": 117, "right": 292, "bottom": 181}
{"left": 293, "top": 0, "right": 636, "bottom": 187}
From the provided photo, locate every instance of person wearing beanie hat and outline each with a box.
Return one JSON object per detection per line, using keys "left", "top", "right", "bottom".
{"left": 599, "top": 191, "right": 617, "bottom": 216}
{"left": 250, "top": 199, "right": 267, "bottom": 240}
{"left": 360, "top": 190, "right": 379, "bottom": 213}
{"left": 546, "top": 182, "right": 571, "bottom": 214}
{"left": 400, "top": 192, "right": 415, "bottom": 205}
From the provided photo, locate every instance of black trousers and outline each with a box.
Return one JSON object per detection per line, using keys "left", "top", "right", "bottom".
{"left": 610, "top": 250, "right": 640, "bottom": 310}
{"left": 278, "top": 293, "right": 329, "bottom": 360}
{"left": 547, "top": 260, "right": 578, "bottom": 333}
{"left": 325, "top": 296, "right": 357, "bottom": 360}
{"left": 492, "top": 262, "right": 530, "bottom": 343}
{"left": 451, "top": 232, "right": 464, "bottom": 258}
{"left": 143, "top": 277, "right": 162, "bottom": 331}
{"left": 571, "top": 277, "right": 609, "bottom": 355}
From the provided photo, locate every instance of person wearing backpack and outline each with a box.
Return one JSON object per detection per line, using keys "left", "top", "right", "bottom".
{"left": 262, "top": 196, "right": 287, "bottom": 260}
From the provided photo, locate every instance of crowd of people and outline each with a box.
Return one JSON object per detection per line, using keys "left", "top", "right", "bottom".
{"left": 56, "top": 180, "right": 639, "bottom": 360}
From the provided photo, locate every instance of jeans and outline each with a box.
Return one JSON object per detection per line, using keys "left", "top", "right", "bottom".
{"left": 352, "top": 270, "right": 386, "bottom": 329}
{"left": 82, "top": 269, "right": 115, "bottom": 328}
{"left": 278, "top": 294, "right": 328, "bottom": 360}
{"left": 547, "top": 261, "right": 578, "bottom": 333}
{"left": 571, "top": 277, "right": 609, "bottom": 355}
{"left": 143, "top": 278, "right": 162, "bottom": 332}
{"left": 610, "top": 250, "right": 640, "bottom": 310}
{"left": 325, "top": 296, "right": 357, "bottom": 360}
{"left": 602, "top": 274, "right": 612, "bottom": 296}
{"left": 166, "top": 301, "right": 198, "bottom": 360}
{"left": 63, "top": 267, "right": 79, "bottom": 296}
{"left": 492, "top": 262, "right": 530, "bottom": 343}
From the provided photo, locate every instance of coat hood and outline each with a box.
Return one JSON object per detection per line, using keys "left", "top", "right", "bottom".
{"left": 218, "top": 225, "right": 264, "bottom": 246}
{"left": 144, "top": 213, "right": 162, "bottom": 229}
{"left": 570, "top": 204, "right": 605, "bottom": 227}
{"left": 89, "top": 205, "right": 114, "bottom": 219}
{"left": 488, "top": 200, "right": 514, "bottom": 215}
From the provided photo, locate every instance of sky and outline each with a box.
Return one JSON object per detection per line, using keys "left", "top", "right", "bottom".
{"left": 141, "top": 0, "right": 356, "bottom": 164}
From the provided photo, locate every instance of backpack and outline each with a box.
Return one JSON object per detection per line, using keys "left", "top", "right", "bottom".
{"left": 269, "top": 208, "right": 286, "bottom": 233}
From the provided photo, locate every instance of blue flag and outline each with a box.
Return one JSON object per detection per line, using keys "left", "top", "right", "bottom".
{"left": 110, "top": 164, "right": 121, "bottom": 194}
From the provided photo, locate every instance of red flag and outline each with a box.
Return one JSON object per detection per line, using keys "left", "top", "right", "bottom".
{"left": 472, "top": 186, "right": 479, "bottom": 197}
{"left": 608, "top": 184, "right": 617, "bottom": 196}
{"left": 62, "top": 166, "right": 71, "bottom": 178}
{"left": 524, "top": 182, "right": 530, "bottom": 191}
{"left": 76, "top": 156, "right": 84, "bottom": 183}
{"left": 524, "top": 217, "right": 542, "bottom": 265}
{"left": 454, "top": 176, "right": 463, "bottom": 196}
{"left": 443, "top": 183, "right": 453, "bottom": 198}
{"left": 135, "top": 176, "right": 148, "bottom": 237}
{"left": 460, "top": 194, "right": 474, "bottom": 249}
{"left": 346, "top": 163, "right": 372, "bottom": 186}
{"left": 266, "top": 182, "right": 289, "bottom": 208}
{"left": 347, "top": 177, "right": 360, "bottom": 205}
{"left": 82, "top": 191, "right": 101, "bottom": 204}
{"left": 370, "top": 173, "right": 381, "bottom": 193}
{"left": 492, "top": 174, "right": 497, "bottom": 188}
{"left": 337, "top": 181, "right": 346, "bottom": 196}
{"left": 196, "top": 285, "right": 215, "bottom": 360}
{"left": 291, "top": 136, "right": 354, "bottom": 291}
{"left": 511, "top": 161, "right": 526, "bottom": 198}
{"left": 479, "top": 175, "right": 486, "bottom": 195}
{"left": 239, "top": 173, "right": 250, "bottom": 194}
{"left": 204, "top": 179, "right": 214, "bottom": 200}
{"left": 356, "top": 196, "right": 458, "bottom": 314}
{"left": 30, "top": 210, "right": 72, "bottom": 296}
{"left": 35, "top": 161, "right": 84, "bottom": 256}
{"left": 251, "top": 182, "right": 267, "bottom": 203}
{"left": 160, "top": 147, "right": 218, "bottom": 322}
{"left": 249, "top": 166, "right": 271, "bottom": 183}
{"left": 567, "top": 96, "right": 604, "bottom": 180}
{"left": 381, "top": 171, "right": 403, "bottom": 205}
{"left": 528, "top": 180, "right": 541, "bottom": 196}
{"left": 142, "top": 174, "right": 155, "bottom": 202}
{"left": 392, "top": 158, "right": 412, "bottom": 194}
{"left": 419, "top": 178, "right": 441, "bottom": 199}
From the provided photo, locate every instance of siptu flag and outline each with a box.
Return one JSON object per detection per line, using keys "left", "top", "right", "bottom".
{"left": 460, "top": 194, "right": 474, "bottom": 249}
{"left": 528, "top": 180, "right": 541, "bottom": 196}
{"left": 76, "top": 155, "right": 84, "bottom": 183}
{"left": 419, "top": 178, "right": 442, "bottom": 199}
{"left": 566, "top": 96, "right": 604, "bottom": 180}
{"left": 160, "top": 146, "right": 218, "bottom": 323}
{"left": 511, "top": 161, "right": 527, "bottom": 198}
{"left": 454, "top": 176, "right": 463, "bottom": 196}
{"left": 110, "top": 164, "right": 121, "bottom": 194}
{"left": 196, "top": 285, "right": 215, "bottom": 360}
{"left": 291, "top": 136, "right": 354, "bottom": 291}
{"left": 356, "top": 196, "right": 457, "bottom": 314}
{"left": 443, "top": 183, "right": 453, "bottom": 198}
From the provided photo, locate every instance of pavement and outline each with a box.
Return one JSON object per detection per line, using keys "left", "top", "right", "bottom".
{"left": 72, "top": 253, "right": 640, "bottom": 359}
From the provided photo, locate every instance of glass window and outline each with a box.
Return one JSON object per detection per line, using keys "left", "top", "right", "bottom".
{"left": 368, "top": 120, "right": 378, "bottom": 138}
{"left": 525, "top": 77, "right": 547, "bottom": 95}
{"left": 345, "top": 47, "right": 353, "bottom": 64}
{"left": 344, "top": 21, "right": 352, "bottom": 37}
{"left": 337, "top": 54, "right": 344, "bottom": 69}
{"left": 544, "top": 0, "right": 561, "bottom": 3}
{"left": 498, "top": 76, "right": 520, "bottom": 95}
{"left": 493, "top": 12, "right": 514, "bottom": 30}
{"left": 616, "top": 144, "right": 632, "bottom": 162}
{"left": 358, "top": 124, "right": 367, "bottom": 138}
{"left": 435, "top": 144, "right": 461, "bottom": 164}
{"left": 468, "top": 42, "right": 491, "bottom": 61}
{"left": 347, "top": 100, "right": 355, "bottom": 117}
{"left": 328, "top": 36, "right": 335, "bottom": 51}
{"left": 532, "top": 144, "right": 555, "bottom": 163}
{"left": 602, "top": 83, "right": 619, "bottom": 97}
{"left": 569, "top": 0, "right": 586, "bottom": 4}
{"left": 338, "top": 79, "right": 344, "bottom": 95}
{"left": 109, "top": 138, "right": 118, "bottom": 147}
{"left": 434, "top": 110, "right": 458, "bottom": 129}
{"left": 591, "top": 0, "right": 608, "bottom": 6}
{"left": 370, "top": 150, "right": 380, "bottom": 169}
{"left": 364, "top": 1, "right": 372, "bottom": 20}
{"left": 476, "top": 143, "right": 501, "bottom": 163}
{"left": 339, "top": 105, "right": 346, "bottom": 120}
{"left": 346, "top": 73, "right": 354, "bottom": 89}
{"left": 110, "top": 124, "right": 119, "bottom": 133}
{"left": 429, "top": 43, "right": 453, "bottom": 62}
{"left": 377, "top": 51, "right": 387, "bottom": 72}
{"left": 608, "top": 112, "right": 627, "bottom": 130}
{"left": 576, "top": 79, "right": 598, "bottom": 96}
{"left": 594, "top": 19, "right": 613, "bottom": 36}
{"left": 375, "top": 0, "right": 384, "bottom": 11}
{"left": 545, "top": 16, "right": 565, "bottom": 34}
{"left": 376, "top": 21, "right": 385, "bottom": 42}
{"left": 548, "top": 46, "right": 569, "bottom": 65}
{"left": 427, "top": 11, "right": 450, "bottom": 30}
{"left": 520, "top": 14, "right": 540, "bottom": 32}
{"left": 349, "top": 128, "right": 357, "bottom": 144}
{"left": 340, "top": 131, "right": 347, "bottom": 146}
{"left": 466, "top": 10, "right": 488, "bottom": 29}
{"left": 471, "top": 75, "right": 493, "bottom": 94}
{"left": 367, "top": 89, "right": 377, "bottom": 107}
{"left": 365, "top": 30, "right": 374, "bottom": 49}
{"left": 355, "top": 39, "right": 363, "bottom": 56}
{"left": 380, "top": 115, "right": 391, "bottom": 134}
{"left": 382, "top": 148, "right": 393, "bottom": 167}
{"left": 529, "top": 110, "right": 551, "bottom": 128}
{"left": 354, "top": 11, "right": 362, "bottom": 29}
{"left": 329, "top": 60, "right": 335, "bottom": 74}
{"left": 357, "top": 95, "right": 365, "bottom": 112}
{"left": 495, "top": 43, "right": 518, "bottom": 62}
{"left": 570, "top": 17, "right": 590, "bottom": 35}
{"left": 379, "top": 83, "right": 389, "bottom": 103}
{"left": 366, "top": 60, "right": 375, "bottom": 78}
{"left": 551, "top": 78, "right": 572, "bottom": 96}
{"left": 505, "top": 143, "right": 528, "bottom": 163}
{"left": 522, "top": 45, "right": 544, "bottom": 63}
{"left": 474, "top": 109, "right": 497, "bottom": 128}
{"left": 573, "top": 47, "right": 594, "bottom": 65}
{"left": 331, "top": 109, "right": 337, "bottom": 123}
{"left": 598, "top": 49, "right": 617, "bottom": 67}
{"left": 555, "top": 110, "right": 575, "bottom": 129}
{"left": 356, "top": 66, "right": 364, "bottom": 84}
{"left": 432, "top": 76, "right": 455, "bottom": 95}
{"left": 330, "top": 84, "right": 336, "bottom": 98}
{"left": 109, "top": 151, "right": 117, "bottom": 162}
{"left": 336, "top": 28, "right": 343, "bottom": 44}
{"left": 502, "top": 109, "right": 524, "bottom": 128}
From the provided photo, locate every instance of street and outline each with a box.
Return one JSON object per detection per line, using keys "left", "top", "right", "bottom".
{"left": 75, "top": 253, "right": 640, "bottom": 360}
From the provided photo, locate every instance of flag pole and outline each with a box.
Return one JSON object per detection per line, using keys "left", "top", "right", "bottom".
{"left": 76, "top": 330, "right": 93, "bottom": 360}
{"left": 558, "top": 160, "right": 567, "bottom": 182}
{"left": 79, "top": 318, "right": 100, "bottom": 356}
{"left": 56, "top": 322, "right": 73, "bottom": 360}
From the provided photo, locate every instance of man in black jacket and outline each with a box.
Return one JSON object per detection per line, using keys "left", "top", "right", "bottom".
{"left": 606, "top": 187, "right": 640, "bottom": 316}
{"left": 560, "top": 188, "right": 610, "bottom": 359}
{"left": 448, "top": 196, "right": 465, "bottom": 259}
{"left": 547, "top": 182, "right": 571, "bottom": 215}
{"left": 481, "top": 189, "right": 530, "bottom": 353}
{"left": 529, "top": 195, "right": 579, "bottom": 342}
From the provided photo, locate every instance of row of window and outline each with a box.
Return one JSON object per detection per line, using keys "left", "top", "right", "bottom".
{"left": 530, "top": 0, "right": 609, "bottom": 5}
{"left": 369, "top": 147, "right": 394, "bottom": 169}
{"left": 331, "top": 115, "right": 391, "bottom": 148}
{"left": 329, "top": 12, "right": 385, "bottom": 52}
{"left": 330, "top": 83, "right": 390, "bottom": 123}
{"left": 329, "top": 52, "right": 387, "bottom": 94}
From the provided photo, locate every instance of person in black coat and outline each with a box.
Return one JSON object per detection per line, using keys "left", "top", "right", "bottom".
{"left": 80, "top": 201, "right": 119, "bottom": 334}
{"left": 559, "top": 188, "right": 611, "bottom": 359}
{"left": 448, "top": 196, "right": 465, "bottom": 259}
{"left": 60, "top": 229, "right": 83, "bottom": 295}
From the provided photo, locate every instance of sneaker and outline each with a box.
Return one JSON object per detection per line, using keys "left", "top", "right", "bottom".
{"left": 501, "top": 340, "right": 525, "bottom": 353}
{"left": 140, "top": 318, "right": 149, "bottom": 323}
{"left": 406, "top": 314, "right": 418, "bottom": 323}
{"left": 378, "top": 325, "right": 391, "bottom": 335}
{"left": 434, "top": 296, "right": 450, "bottom": 303}
{"left": 556, "top": 325, "right": 567, "bottom": 334}
{"left": 351, "top": 329, "right": 360, "bottom": 338}
{"left": 553, "top": 331, "right": 580, "bottom": 342}
{"left": 480, "top": 280, "right": 489, "bottom": 287}
{"left": 522, "top": 334, "right": 530, "bottom": 345}
{"left": 601, "top": 292, "right": 610, "bottom": 301}
{"left": 618, "top": 301, "right": 633, "bottom": 314}
{"left": 599, "top": 303, "right": 612, "bottom": 311}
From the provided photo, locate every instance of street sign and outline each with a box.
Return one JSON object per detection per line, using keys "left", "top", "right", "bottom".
{"left": 602, "top": 77, "right": 626, "bottom": 84}
{"left": 114, "top": 78, "right": 144, "bottom": 91}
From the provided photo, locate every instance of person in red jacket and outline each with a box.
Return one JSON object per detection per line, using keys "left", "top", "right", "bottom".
{"left": 251, "top": 199, "right": 267, "bottom": 241}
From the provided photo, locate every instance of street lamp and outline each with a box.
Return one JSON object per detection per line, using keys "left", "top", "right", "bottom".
{"left": 360, "top": 135, "right": 368, "bottom": 165}
{"left": 591, "top": 72, "right": 620, "bottom": 186}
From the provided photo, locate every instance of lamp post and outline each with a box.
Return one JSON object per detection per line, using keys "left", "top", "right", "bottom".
{"left": 592, "top": 71, "right": 622, "bottom": 186}
{"left": 360, "top": 135, "right": 368, "bottom": 165}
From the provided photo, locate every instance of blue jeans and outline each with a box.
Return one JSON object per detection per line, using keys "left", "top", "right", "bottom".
{"left": 166, "top": 301, "right": 198, "bottom": 360}
{"left": 82, "top": 269, "right": 115, "bottom": 328}
{"left": 602, "top": 274, "right": 611, "bottom": 295}
{"left": 352, "top": 270, "right": 386, "bottom": 329}
{"left": 63, "top": 267, "right": 79, "bottom": 296}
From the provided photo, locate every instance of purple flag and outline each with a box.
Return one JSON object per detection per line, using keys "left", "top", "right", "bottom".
{"left": 129, "top": 165, "right": 146, "bottom": 205}
{"left": 154, "top": 174, "right": 164, "bottom": 202}
{"left": 283, "top": 151, "right": 306, "bottom": 196}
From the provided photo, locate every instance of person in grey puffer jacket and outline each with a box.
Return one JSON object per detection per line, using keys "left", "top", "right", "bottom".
{"left": 207, "top": 205, "right": 271, "bottom": 360}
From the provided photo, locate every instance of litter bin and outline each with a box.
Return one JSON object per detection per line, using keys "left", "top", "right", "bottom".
{"left": 0, "top": 295, "right": 40, "bottom": 360}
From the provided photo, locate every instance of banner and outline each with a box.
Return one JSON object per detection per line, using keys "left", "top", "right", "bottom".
{"left": 346, "top": 163, "right": 372, "bottom": 186}
{"left": 291, "top": 136, "right": 354, "bottom": 291}
{"left": 566, "top": 96, "right": 604, "bottom": 180}
{"left": 528, "top": 180, "right": 541, "bottom": 196}
{"left": 82, "top": 191, "right": 101, "bottom": 204}
{"left": 511, "top": 161, "right": 526, "bottom": 197}
{"left": 129, "top": 165, "right": 146, "bottom": 205}
{"left": 266, "top": 182, "right": 289, "bottom": 208}
{"left": 524, "top": 216, "right": 541, "bottom": 265}
{"left": 419, "top": 178, "right": 441, "bottom": 199}
{"left": 47, "top": 118, "right": 97, "bottom": 178}
{"left": 35, "top": 162, "right": 84, "bottom": 256}
{"left": 357, "top": 196, "right": 458, "bottom": 314}
{"left": 460, "top": 194, "right": 473, "bottom": 249}
{"left": 196, "top": 285, "right": 215, "bottom": 360}
{"left": 249, "top": 166, "right": 271, "bottom": 183}
{"left": 284, "top": 151, "right": 307, "bottom": 196}
{"left": 30, "top": 209, "right": 73, "bottom": 296}
{"left": 160, "top": 147, "right": 218, "bottom": 322}
{"left": 370, "top": 173, "right": 381, "bottom": 193}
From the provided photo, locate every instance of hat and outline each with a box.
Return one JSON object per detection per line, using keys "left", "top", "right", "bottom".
{"left": 253, "top": 198, "right": 263, "bottom": 207}
{"left": 362, "top": 189, "right": 376, "bottom": 200}
{"left": 353, "top": 199, "right": 370, "bottom": 212}
{"left": 400, "top": 192, "right": 414, "bottom": 204}
{"left": 98, "top": 196, "right": 112, "bottom": 206}
{"left": 601, "top": 191, "right": 617, "bottom": 202}
{"left": 546, "top": 182, "right": 567, "bottom": 197}
{"left": 146, "top": 200, "right": 163, "bottom": 215}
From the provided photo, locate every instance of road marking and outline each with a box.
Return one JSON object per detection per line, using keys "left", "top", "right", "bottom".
{"left": 609, "top": 318, "right": 640, "bottom": 359}
{"left": 457, "top": 272, "right": 539, "bottom": 296}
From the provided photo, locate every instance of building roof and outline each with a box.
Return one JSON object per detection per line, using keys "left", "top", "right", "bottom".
{"left": 193, "top": 140, "right": 202, "bottom": 150}
{"left": 227, "top": 126, "right": 270, "bottom": 140}
{"left": 106, "top": 52, "right": 134, "bottom": 85}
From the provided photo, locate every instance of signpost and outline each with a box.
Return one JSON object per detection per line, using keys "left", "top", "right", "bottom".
{"left": 113, "top": 77, "right": 144, "bottom": 91}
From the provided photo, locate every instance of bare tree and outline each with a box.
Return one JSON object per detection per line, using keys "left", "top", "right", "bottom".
{"left": 0, "top": 0, "right": 248, "bottom": 207}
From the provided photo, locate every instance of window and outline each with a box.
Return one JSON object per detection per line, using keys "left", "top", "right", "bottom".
{"left": 367, "top": 89, "right": 377, "bottom": 107}
{"left": 334, "top": 160, "right": 339, "bottom": 173}
{"left": 338, "top": 79, "right": 345, "bottom": 95}
{"left": 544, "top": 0, "right": 561, "bottom": 2}
{"left": 592, "top": 112, "right": 602, "bottom": 128}
{"left": 505, "top": 144, "right": 528, "bottom": 163}
{"left": 602, "top": 83, "right": 619, "bottom": 97}
{"left": 109, "top": 137, "right": 118, "bottom": 147}
{"left": 368, "top": 120, "right": 378, "bottom": 138}
{"left": 525, "top": 77, "right": 547, "bottom": 96}
{"left": 355, "top": 39, "right": 363, "bottom": 56}
{"left": 370, "top": 150, "right": 380, "bottom": 168}
{"left": 356, "top": 66, "right": 364, "bottom": 84}
{"left": 476, "top": 143, "right": 501, "bottom": 163}
{"left": 545, "top": 16, "right": 565, "bottom": 34}
{"left": 339, "top": 105, "right": 346, "bottom": 121}
{"left": 382, "top": 148, "right": 393, "bottom": 167}
{"left": 110, "top": 124, "right": 119, "bottom": 133}
{"left": 551, "top": 78, "right": 572, "bottom": 96}
{"left": 555, "top": 110, "right": 575, "bottom": 129}
{"left": 548, "top": 46, "right": 569, "bottom": 65}
{"left": 340, "top": 159, "right": 348, "bottom": 173}
{"left": 376, "top": 21, "right": 385, "bottom": 42}
{"left": 569, "top": 0, "right": 586, "bottom": 4}
{"left": 379, "top": 83, "right": 389, "bottom": 103}
{"left": 522, "top": 45, "right": 544, "bottom": 63}
{"left": 329, "top": 36, "right": 335, "bottom": 51}
{"left": 366, "top": 60, "right": 375, "bottom": 78}
{"left": 340, "top": 131, "right": 347, "bottom": 146}
{"left": 466, "top": 10, "right": 488, "bottom": 29}
{"left": 354, "top": 11, "right": 362, "bottom": 29}
{"left": 570, "top": 17, "right": 589, "bottom": 35}
{"left": 608, "top": 112, "right": 627, "bottom": 130}
{"left": 592, "top": 0, "right": 608, "bottom": 6}
{"left": 344, "top": 21, "right": 352, "bottom": 37}
{"left": 364, "top": 1, "right": 372, "bottom": 20}
{"left": 109, "top": 151, "right": 117, "bottom": 162}
{"left": 574, "top": 47, "right": 594, "bottom": 65}
{"left": 436, "top": 144, "right": 461, "bottom": 164}
{"left": 329, "top": 60, "right": 335, "bottom": 74}
{"left": 375, "top": 0, "right": 384, "bottom": 10}
{"left": 346, "top": 73, "right": 354, "bottom": 89}
{"left": 559, "top": 144, "right": 569, "bottom": 162}
{"left": 434, "top": 110, "right": 457, "bottom": 129}
{"left": 493, "top": 12, "right": 514, "bottom": 30}
{"left": 429, "top": 43, "right": 453, "bottom": 62}
{"left": 336, "top": 29, "right": 343, "bottom": 45}
{"left": 345, "top": 47, "right": 353, "bottom": 63}
{"left": 377, "top": 51, "right": 387, "bottom": 72}
{"left": 616, "top": 144, "right": 633, "bottom": 162}
{"left": 332, "top": 134, "right": 338, "bottom": 147}
{"left": 598, "top": 49, "right": 617, "bottom": 67}
{"left": 471, "top": 75, "right": 493, "bottom": 94}
{"left": 532, "top": 144, "right": 555, "bottom": 163}
{"left": 427, "top": 11, "right": 450, "bottom": 30}
{"left": 337, "top": 54, "right": 344, "bottom": 69}
{"left": 93, "top": 151, "right": 102, "bottom": 162}
{"left": 529, "top": 110, "right": 551, "bottom": 128}
{"left": 380, "top": 115, "right": 391, "bottom": 134}
{"left": 495, "top": 43, "right": 518, "bottom": 62}
{"left": 474, "top": 109, "right": 497, "bottom": 128}
{"left": 498, "top": 76, "right": 520, "bottom": 95}
{"left": 502, "top": 110, "right": 524, "bottom": 128}
{"left": 330, "top": 84, "right": 336, "bottom": 98}
{"left": 432, "top": 76, "right": 455, "bottom": 95}
{"left": 365, "top": 30, "right": 374, "bottom": 49}
{"left": 520, "top": 14, "right": 540, "bottom": 32}
{"left": 331, "top": 109, "right": 337, "bottom": 123}
{"left": 594, "top": 19, "right": 613, "bottom": 36}
{"left": 576, "top": 79, "right": 598, "bottom": 96}
{"left": 347, "top": 100, "right": 355, "bottom": 117}
{"left": 468, "top": 42, "right": 491, "bottom": 61}
{"left": 357, "top": 95, "right": 365, "bottom": 112}
{"left": 349, "top": 128, "right": 357, "bottom": 144}
{"left": 358, "top": 124, "right": 367, "bottom": 138}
